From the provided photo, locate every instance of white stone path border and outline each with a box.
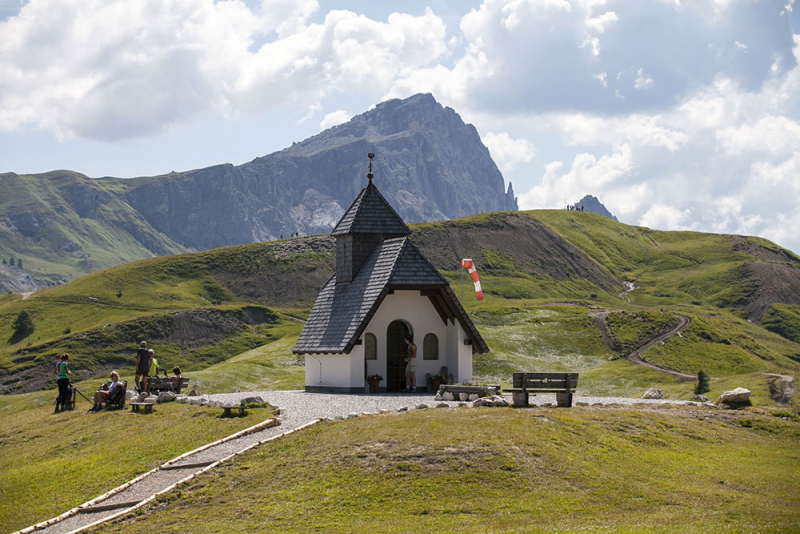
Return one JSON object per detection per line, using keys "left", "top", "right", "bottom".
{"left": 14, "top": 415, "right": 290, "bottom": 534}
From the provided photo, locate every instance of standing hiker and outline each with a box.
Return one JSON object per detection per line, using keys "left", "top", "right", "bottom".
{"left": 404, "top": 335, "right": 417, "bottom": 392}
{"left": 54, "top": 353, "right": 72, "bottom": 412}
{"left": 135, "top": 341, "right": 152, "bottom": 393}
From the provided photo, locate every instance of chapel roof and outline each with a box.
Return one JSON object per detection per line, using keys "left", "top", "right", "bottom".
{"left": 331, "top": 181, "right": 410, "bottom": 237}
{"left": 293, "top": 237, "right": 488, "bottom": 355}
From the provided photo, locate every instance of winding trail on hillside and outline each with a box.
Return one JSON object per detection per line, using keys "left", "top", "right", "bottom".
{"left": 626, "top": 315, "right": 695, "bottom": 381}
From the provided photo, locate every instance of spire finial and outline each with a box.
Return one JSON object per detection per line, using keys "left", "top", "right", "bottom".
{"left": 367, "top": 152, "right": 374, "bottom": 182}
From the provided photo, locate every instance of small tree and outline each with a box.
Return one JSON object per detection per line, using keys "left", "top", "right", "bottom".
{"left": 1, "top": 259, "right": 6, "bottom": 265}
{"left": 695, "top": 370, "right": 710, "bottom": 395}
{"left": 16, "top": 259, "right": 22, "bottom": 269}
{"left": 12, "top": 310, "right": 34, "bottom": 338}
{"left": 8, "top": 257, "right": 14, "bottom": 267}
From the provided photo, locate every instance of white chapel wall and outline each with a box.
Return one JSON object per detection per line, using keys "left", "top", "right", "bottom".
{"left": 364, "top": 290, "right": 471, "bottom": 384}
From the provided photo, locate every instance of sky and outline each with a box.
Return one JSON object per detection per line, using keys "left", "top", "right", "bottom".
{"left": 1, "top": 0, "right": 799, "bottom": 254}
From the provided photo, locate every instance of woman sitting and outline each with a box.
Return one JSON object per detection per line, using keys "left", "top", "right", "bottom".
{"left": 169, "top": 366, "right": 182, "bottom": 392}
{"left": 89, "top": 371, "right": 122, "bottom": 412}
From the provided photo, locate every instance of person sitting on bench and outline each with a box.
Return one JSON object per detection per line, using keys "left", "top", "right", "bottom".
{"left": 170, "top": 366, "right": 182, "bottom": 391}
{"left": 89, "top": 371, "right": 122, "bottom": 412}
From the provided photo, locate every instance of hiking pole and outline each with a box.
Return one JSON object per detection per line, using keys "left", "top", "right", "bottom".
{"left": 74, "top": 387, "right": 92, "bottom": 403}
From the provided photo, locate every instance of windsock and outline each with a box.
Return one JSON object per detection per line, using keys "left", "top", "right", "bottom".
{"left": 460, "top": 259, "right": 483, "bottom": 301}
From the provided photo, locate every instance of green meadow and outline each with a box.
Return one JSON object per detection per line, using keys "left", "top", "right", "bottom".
{"left": 1, "top": 209, "right": 799, "bottom": 531}
{"left": 96, "top": 406, "right": 800, "bottom": 533}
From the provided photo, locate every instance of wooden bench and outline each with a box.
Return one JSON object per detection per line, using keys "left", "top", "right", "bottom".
{"left": 130, "top": 402, "right": 154, "bottom": 414}
{"left": 146, "top": 376, "right": 190, "bottom": 395}
{"left": 506, "top": 372, "right": 579, "bottom": 408}
{"left": 222, "top": 405, "right": 246, "bottom": 417}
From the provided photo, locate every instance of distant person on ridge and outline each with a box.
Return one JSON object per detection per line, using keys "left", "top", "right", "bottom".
{"left": 404, "top": 334, "right": 417, "bottom": 392}
{"left": 135, "top": 341, "right": 152, "bottom": 393}
{"left": 54, "top": 353, "right": 72, "bottom": 412}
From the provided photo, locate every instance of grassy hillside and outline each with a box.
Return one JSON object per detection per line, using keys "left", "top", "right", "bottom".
{"left": 0, "top": 391, "right": 274, "bottom": 533}
{"left": 95, "top": 407, "right": 800, "bottom": 533}
{"left": 2, "top": 210, "right": 799, "bottom": 401}
{"left": 0, "top": 171, "right": 188, "bottom": 289}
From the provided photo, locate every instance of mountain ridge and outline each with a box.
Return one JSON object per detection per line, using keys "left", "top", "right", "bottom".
{"left": 0, "top": 94, "right": 517, "bottom": 292}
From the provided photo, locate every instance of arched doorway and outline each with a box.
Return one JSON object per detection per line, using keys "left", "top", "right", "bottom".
{"left": 386, "top": 320, "right": 410, "bottom": 392}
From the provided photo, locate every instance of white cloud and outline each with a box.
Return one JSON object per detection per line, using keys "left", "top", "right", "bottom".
{"left": 481, "top": 132, "right": 535, "bottom": 172}
{"left": 717, "top": 115, "right": 800, "bottom": 157}
{"left": 0, "top": 0, "right": 448, "bottom": 140}
{"left": 319, "top": 109, "right": 351, "bottom": 130}
{"left": 518, "top": 145, "right": 634, "bottom": 209}
{"left": 734, "top": 40, "right": 748, "bottom": 51}
{"left": 634, "top": 68, "right": 654, "bottom": 89}
{"left": 639, "top": 204, "right": 695, "bottom": 231}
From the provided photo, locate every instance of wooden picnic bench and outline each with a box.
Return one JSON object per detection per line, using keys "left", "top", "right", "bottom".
{"left": 506, "top": 372, "right": 579, "bottom": 408}
{"left": 130, "top": 401, "right": 154, "bottom": 414}
{"left": 146, "top": 376, "right": 190, "bottom": 395}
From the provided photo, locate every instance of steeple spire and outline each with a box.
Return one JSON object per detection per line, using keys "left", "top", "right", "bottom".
{"left": 367, "top": 152, "right": 374, "bottom": 182}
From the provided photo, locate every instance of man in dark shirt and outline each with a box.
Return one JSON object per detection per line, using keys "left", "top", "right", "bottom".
{"left": 135, "top": 341, "right": 153, "bottom": 393}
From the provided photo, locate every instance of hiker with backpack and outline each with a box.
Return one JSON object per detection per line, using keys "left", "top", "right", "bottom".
{"left": 54, "top": 353, "right": 72, "bottom": 412}
{"left": 89, "top": 371, "right": 123, "bottom": 412}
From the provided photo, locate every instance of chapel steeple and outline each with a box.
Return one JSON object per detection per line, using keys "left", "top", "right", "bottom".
{"left": 331, "top": 153, "right": 410, "bottom": 284}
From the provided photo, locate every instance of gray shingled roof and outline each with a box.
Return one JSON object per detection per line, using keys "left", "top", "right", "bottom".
{"left": 331, "top": 181, "right": 410, "bottom": 237}
{"left": 293, "top": 237, "right": 488, "bottom": 354}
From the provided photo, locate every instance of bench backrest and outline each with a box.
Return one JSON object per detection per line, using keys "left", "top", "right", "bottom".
{"left": 513, "top": 372, "right": 578, "bottom": 391}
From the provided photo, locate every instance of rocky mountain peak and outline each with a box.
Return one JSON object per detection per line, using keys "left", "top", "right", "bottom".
{"left": 575, "top": 195, "right": 618, "bottom": 221}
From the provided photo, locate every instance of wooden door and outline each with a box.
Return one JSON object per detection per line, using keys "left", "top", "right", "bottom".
{"left": 386, "top": 320, "right": 409, "bottom": 392}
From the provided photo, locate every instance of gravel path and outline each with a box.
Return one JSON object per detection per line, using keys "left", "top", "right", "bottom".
{"left": 25, "top": 390, "right": 708, "bottom": 534}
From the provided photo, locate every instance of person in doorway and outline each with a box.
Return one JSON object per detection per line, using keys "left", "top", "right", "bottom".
{"left": 135, "top": 341, "right": 152, "bottom": 393}
{"left": 89, "top": 371, "right": 123, "bottom": 412}
{"left": 404, "top": 334, "right": 417, "bottom": 392}
{"left": 54, "top": 353, "right": 72, "bottom": 412}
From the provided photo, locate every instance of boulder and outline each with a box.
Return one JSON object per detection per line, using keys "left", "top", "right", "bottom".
{"left": 717, "top": 387, "right": 751, "bottom": 405}
{"left": 473, "top": 397, "right": 490, "bottom": 407}
{"left": 187, "top": 384, "right": 202, "bottom": 396}
{"left": 691, "top": 394, "right": 708, "bottom": 402}
{"left": 176, "top": 395, "right": 188, "bottom": 404}
{"left": 157, "top": 392, "right": 177, "bottom": 403}
{"left": 397, "top": 407, "right": 408, "bottom": 412}
{"left": 240, "top": 396, "right": 265, "bottom": 407}
{"left": 442, "top": 392, "right": 455, "bottom": 401}
{"left": 434, "top": 393, "right": 443, "bottom": 401}
{"left": 643, "top": 388, "right": 664, "bottom": 399}
{"left": 145, "top": 396, "right": 158, "bottom": 403}
{"left": 459, "top": 392, "right": 469, "bottom": 401}
{"left": 468, "top": 393, "right": 479, "bottom": 401}
{"left": 346, "top": 412, "right": 358, "bottom": 419}
{"left": 199, "top": 398, "right": 209, "bottom": 406}
{"left": 125, "top": 390, "right": 137, "bottom": 400}
{"left": 437, "top": 403, "right": 449, "bottom": 408}
{"left": 415, "top": 404, "right": 428, "bottom": 410}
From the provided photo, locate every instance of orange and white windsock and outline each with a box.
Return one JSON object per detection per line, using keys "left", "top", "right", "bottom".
{"left": 460, "top": 259, "right": 483, "bottom": 301}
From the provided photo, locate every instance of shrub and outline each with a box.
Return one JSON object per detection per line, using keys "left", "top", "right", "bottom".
{"left": 694, "top": 370, "right": 710, "bottom": 395}
{"left": 12, "top": 310, "right": 34, "bottom": 339}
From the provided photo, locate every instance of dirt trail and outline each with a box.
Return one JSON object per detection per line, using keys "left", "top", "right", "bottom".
{"left": 20, "top": 291, "right": 34, "bottom": 300}
{"left": 592, "top": 311, "right": 695, "bottom": 381}
{"left": 626, "top": 315, "right": 695, "bottom": 380}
